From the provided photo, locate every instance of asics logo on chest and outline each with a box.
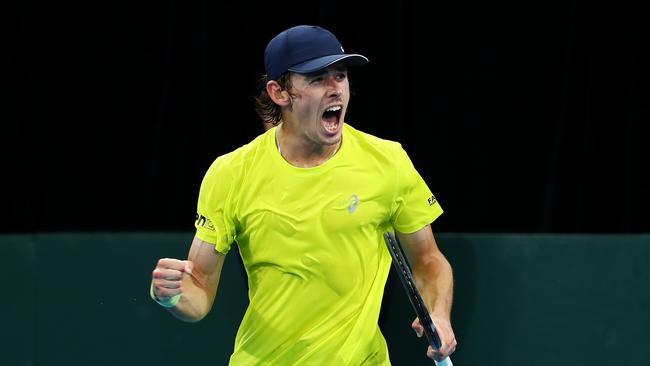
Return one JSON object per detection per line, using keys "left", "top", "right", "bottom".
{"left": 347, "top": 194, "right": 359, "bottom": 213}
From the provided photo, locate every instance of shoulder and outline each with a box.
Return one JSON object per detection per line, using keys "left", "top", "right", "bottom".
{"left": 203, "top": 128, "right": 274, "bottom": 181}
{"left": 344, "top": 123, "right": 407, "bottom": 160}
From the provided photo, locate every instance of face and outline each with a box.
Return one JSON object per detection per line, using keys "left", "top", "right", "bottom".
{"left": 284, "top": 64, "right": 350, "bottom": 148}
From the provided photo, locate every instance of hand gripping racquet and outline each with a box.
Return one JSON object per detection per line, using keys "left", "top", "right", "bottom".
{"left": 383, "top": 231, "right": 453, "bottom": 366}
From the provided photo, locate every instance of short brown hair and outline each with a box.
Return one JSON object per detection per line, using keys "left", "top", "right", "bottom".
{"left": 254, "top": 73, "right": 293, "bottom": 125}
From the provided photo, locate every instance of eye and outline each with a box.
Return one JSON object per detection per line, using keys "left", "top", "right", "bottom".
{"left": 310, "top": 77, "right": 323, "bottom": 84}
{"left": 335, "top": 72, "right": 347, "bottom": 81}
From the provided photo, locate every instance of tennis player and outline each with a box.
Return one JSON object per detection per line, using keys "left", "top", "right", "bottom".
{"left": 150, "top": 24, "right": 457, "bottom": 365}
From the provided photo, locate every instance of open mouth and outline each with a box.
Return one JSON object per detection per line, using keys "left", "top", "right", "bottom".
{"left": 322, "top": 105, "right": 342, "bottom": 133}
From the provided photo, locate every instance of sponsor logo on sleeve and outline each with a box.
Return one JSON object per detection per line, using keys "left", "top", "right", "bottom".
{"left": 427, "top": 195, "right": 437, "bottom": 206}
{"left": 195, "top": 212, "right": 215, "bottom": 231}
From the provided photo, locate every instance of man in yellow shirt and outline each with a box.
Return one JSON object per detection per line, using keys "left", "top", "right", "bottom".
{"left": 150, "top": 25, "right": 457, "bottom": 365}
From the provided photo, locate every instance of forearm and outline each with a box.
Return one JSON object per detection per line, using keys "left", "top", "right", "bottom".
{"left": 412, "top": 252, "right": 453, "bottom": 320}
{"left": 165, "top": 274, "right": 214, "bottom": 322}
{"left": 151, "top": 239, "right": 225, "bottom": 322}
{"left": 397, "top": 227, "right": 457, "bottom": 358}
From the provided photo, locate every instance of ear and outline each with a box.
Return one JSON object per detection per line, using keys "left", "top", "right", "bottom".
{"left": 266, "top": 80, "right": 292, "bottom": 107}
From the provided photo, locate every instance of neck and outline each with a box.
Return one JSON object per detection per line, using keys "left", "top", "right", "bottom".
{"left": 275, "top": 126, "right": 340, "bottom": 168}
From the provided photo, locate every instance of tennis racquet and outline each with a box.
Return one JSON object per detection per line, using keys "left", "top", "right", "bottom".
{"left": 383, "top": 231, "right": 453, "bottom": 366}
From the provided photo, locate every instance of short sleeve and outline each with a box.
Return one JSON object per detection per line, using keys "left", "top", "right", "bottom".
{"left": 390, "top": 146, "right": 443, "bottom": 233}
{"left": 194, "top": 156, "right": 237, "bottom": 254}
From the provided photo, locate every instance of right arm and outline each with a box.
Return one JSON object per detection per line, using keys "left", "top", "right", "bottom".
{"left": 151, "top": 235, "right": 226, "bottom": 322}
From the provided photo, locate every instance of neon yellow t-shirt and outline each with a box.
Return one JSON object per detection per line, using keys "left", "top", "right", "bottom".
{"left": 195, "top": 123, "right": 443, "bottom": 365}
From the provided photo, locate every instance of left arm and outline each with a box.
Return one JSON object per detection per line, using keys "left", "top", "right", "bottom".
{"left": 397, "top": 224, "right": 457, "bottom": 360}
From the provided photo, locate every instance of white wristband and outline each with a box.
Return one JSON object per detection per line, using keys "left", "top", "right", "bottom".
{"left": 150, "top": 282, "right": 181, "bottom": 308}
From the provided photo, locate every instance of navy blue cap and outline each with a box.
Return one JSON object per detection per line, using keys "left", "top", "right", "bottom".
{"left": 264, "top": 25, "right": 369, "bottom": 80}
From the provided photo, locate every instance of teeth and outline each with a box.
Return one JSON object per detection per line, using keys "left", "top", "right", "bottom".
{"left": 324, "top": 122, "right": 337, "bottom": 132}
{"left": 325, "top": 106, "right": 342, "bottom": 112}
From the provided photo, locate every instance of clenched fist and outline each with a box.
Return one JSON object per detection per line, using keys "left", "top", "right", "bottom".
{"left": 151, "top": 258, "right": 194, "bottom": 301}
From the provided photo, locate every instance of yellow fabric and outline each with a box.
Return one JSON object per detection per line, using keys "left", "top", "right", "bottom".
{"left": 195, "top": 123, "right": 443, "bottom": 365}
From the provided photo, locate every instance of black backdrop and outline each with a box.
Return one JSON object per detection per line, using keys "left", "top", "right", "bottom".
{"left": 4, "top": 0, "right": 649, "bottom": 233}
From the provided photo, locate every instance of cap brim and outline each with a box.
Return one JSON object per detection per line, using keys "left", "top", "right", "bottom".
{"left": 288, "top": 54, "right": 369, "bottom": 75}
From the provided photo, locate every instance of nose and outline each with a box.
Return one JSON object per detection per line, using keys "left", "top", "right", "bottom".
{"left": 322, "top": 70, "right": 345, "bottom": 98}
{"left": 330, "top": 89, "right": 342, "bottom": 99}
{"left": 326, "top": 77, "right": 343, "bottom": 98}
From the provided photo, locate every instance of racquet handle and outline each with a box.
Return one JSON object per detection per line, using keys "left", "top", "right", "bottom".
{"left": 434, "top": 357, "right": 453, "bottom": 366}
